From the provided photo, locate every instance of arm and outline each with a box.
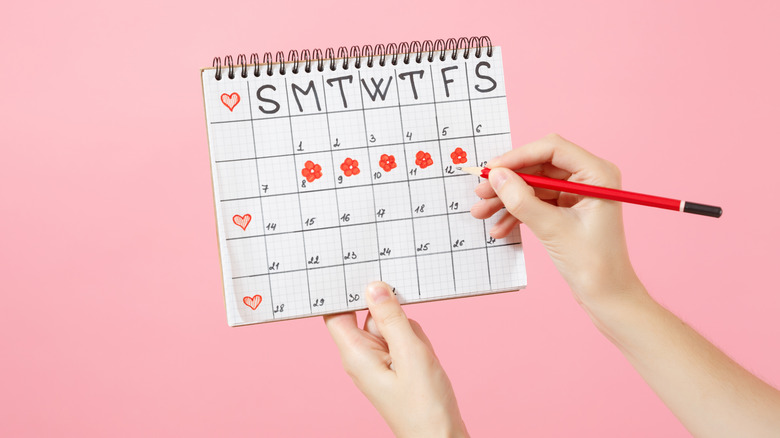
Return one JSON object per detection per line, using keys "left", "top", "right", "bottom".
{"left": 475, "top": 133, "right": 780, "bottom": 437}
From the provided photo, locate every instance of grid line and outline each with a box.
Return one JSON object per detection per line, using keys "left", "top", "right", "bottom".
{"left": 246, "top": 81, "right": 276, "bottom": 318}
{"left": 357, "top": 69, "right": 383, "bottom": 285}
{"left": 215, "top": 131, "right": 511, "bottom": 163}
{"left": 231, "top": 242, "right": 521, "bottom": 279}
{"left": 464, "top": 60, "right": 492, "bottom": 289}
{"left": 321, "top": 75, "right": 351, "bottom": 307}
{"left": 429, "top": 64, "right": 458, "bottom": 292}
{"left": 284, "top": 77, "right": 313, "bottom": 313}
{"left": 393, "top": 68, "right": 422, "bottom": 297}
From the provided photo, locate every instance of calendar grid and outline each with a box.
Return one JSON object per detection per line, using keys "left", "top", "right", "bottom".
{"left": 320, "top": 75, "right": 350, "bottom": 307}
{"left": 284, "top": 77, "right": 313, "bottom": 313}
{"left": 246, "top": 81, "right": 276, "bottom": 318}
{"left": 392, "top": 68, "right": 422, "bottom": 297}
{"left": 464, "top": 61, "right": 492, "bottom": 289}
{"left": 204, "top": 46, "right": 526, "bottom": 325}
{"left": 208, "top": 95, "right": 508, "bottom": 125}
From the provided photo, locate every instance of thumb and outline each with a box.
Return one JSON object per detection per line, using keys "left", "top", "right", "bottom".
{"left": 488, "top": 167, "right": 562, "bottom": 235}
{"left": 365, "top": 282, "right": 420, "bottom": 353}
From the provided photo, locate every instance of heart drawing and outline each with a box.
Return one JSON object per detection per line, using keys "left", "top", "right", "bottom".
{"left": 243, "top": 295, "right": 263, "bottom": 310}
{"left": 220, "top": 93, "right": 240, "bottom": 111}
{"left": 233, "top": 214, "right": 251, "bottom": 230}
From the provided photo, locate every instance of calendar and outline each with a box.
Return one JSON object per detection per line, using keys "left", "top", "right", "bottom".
{"left": 202, "top": 38, "right": 526, "bottom": 326}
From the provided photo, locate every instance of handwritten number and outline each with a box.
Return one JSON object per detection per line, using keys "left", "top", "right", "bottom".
{"left": 340, "top": 213, "right": 350, "bottom": 222}
{"left": 475, "top": 124, "right": 482, "bottom": 134}
{"left": 297, "top": 141, "right": 303, "bottom": 152}
{"left": 338, "top": 175, "right": 343, "bottom": 184}
{"left": 414, "top": 204, "right": 425, "bottom": 214}
{"left": 441, "top": 127, "right": 449, "bottom": 137}
{"left": 444, "top": 165, "right": 455, "bottom": 174}
{"left": 453, "top": 239, "right": 464, "bottom": 248}
{"left": 274, "top": 304, "right": 285, "bottom": 313}
{"left": 348, "top": 293, "right": 360, "bottom": 303}
{"left": 449, "top": 202, "right": 459, "bottom": 210}
{"left": 406, "top": 131, "right": 412, "bottom": 141}
{"left": 266, "top": 222, "right": 277, "bottom": 231}
{"left": 373, "top": 171, "right": 382, "bottom": 180}
{"left": 333, "top": 138, "right": 340, "bottom": 148}
{"left": 313, "top": 298, "right": 325, "bottom": 307}
{"left": 369, "top": 134, "right": 376, "bottom": 143}
{"left": 417, "top": 242, "right": 430, "bottom": 252}
{"left": 262, "top": 184, "right": 269, "bottom": 193}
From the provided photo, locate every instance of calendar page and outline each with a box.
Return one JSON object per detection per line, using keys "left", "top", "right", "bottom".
{"left": 202, "top": 46, "right": 526, "bottom": 326}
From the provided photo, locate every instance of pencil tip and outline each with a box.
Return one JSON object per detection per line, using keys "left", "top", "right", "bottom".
{"left": 456, "top": 167, "right": 462, "bottom": 170}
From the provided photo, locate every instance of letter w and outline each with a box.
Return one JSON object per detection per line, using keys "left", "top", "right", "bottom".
{"left": 360, "top": 77, "right": 393, "bottom": 102}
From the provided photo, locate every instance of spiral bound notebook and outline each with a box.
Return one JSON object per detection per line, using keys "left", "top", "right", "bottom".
{"left": 201, "top": 37, "right": 526, "bottom": 326}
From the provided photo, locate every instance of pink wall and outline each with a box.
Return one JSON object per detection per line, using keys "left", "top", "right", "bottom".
{"left": 2, "top": 0, "right": 779, "bottom": 436}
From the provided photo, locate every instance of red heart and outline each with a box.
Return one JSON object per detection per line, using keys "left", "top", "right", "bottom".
{"left": 233, "top": 214, "right": 251, "bottom": 230}
{"left": 220, "top": 93, "right": 240, "bottom": 111}
{"left": 243, "top": 295, "right": 262, "bottom": 310}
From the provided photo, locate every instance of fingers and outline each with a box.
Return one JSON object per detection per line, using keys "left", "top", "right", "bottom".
{"left": 488, "top": 167, "right": 564, "bottom": 237}
{"left": 471, "top": 196, "right": 504, "bottom": 219}
{"left": 488, "top": 211, "right": 520, "bottom": 239}
{"left": 408, "top": 319, "right": 435, "bottom": 352}
{"left": 486, "top": 133, "right": 606, "bottom": 179}
{"left": 366, "top": 314, "right": 433, "bottom": 363}
{"left": 325, "top": 311, "right": 394, "bottom": 385}
{"left": 475, "top": 180, "right": 497, "bottom": 199}
{"left": 365, "top": 282, "right": 423, "bottom": 358}
{"left": 323, "top": 312, "right": 362, "bottom": 356}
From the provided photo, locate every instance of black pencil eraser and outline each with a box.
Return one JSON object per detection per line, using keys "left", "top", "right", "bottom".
{"left": 683, "top": 202, "right": 723, "bottom": 218}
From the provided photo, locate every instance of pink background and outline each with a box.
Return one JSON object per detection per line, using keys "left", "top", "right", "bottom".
{"left": 2, "top": 0, "right": 779, "bottom": 436}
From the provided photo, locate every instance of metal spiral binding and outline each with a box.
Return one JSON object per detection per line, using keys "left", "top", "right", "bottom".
{"left": 212, "top": 36, "right": 492, "bottom": 80}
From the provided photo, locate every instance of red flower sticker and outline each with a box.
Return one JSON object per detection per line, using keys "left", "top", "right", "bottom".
{"left": 340, "top": 158, "right": 360, "bottom": 176}
{"left": 450, "top": 147, "right": 468, "bottom": 164}
{"left": 379, "top": 154, "right": 397, "bottom": 172}
{"left": 415, "top": 151, "right": 434, "bottom": 169}
{"left": 301, "top": 160, "right": 323, "bottom": 183}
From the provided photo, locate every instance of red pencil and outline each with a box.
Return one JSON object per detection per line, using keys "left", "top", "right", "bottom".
{"left": 459, "top": 167, "right": 722, "bottom": 218}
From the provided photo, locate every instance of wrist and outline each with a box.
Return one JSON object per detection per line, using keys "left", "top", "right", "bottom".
{"left": 577, "top": 279, "right": 661, "bottom": 349}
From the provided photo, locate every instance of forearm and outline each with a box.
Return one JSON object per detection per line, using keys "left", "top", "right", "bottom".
{"left": 582, "top": 284, "right": 780, "bottom": 438}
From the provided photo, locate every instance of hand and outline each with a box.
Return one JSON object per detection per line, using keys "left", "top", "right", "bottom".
{"left": 324, "top": 282, "right": 468, "bottom": 438}
{"left": 471, "top": 134, "right": 643, "bottom": 308}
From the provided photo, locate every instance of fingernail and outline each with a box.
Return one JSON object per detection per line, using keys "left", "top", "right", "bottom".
{"left": 489, "top": 168, "right": 508, "bottom": 191}
{"left": 486, "top": 156, "right": 500, "bottom": 168}
{"left": 367, "top": 282, "right": 390, "bottom": 304}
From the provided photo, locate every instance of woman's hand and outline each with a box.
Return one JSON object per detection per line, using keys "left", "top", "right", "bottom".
{"left": 471, "top": 133, "right": 643, "bottom": 309}
{"left": 324, "top": 282, "right": 469, "bottom": 438}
